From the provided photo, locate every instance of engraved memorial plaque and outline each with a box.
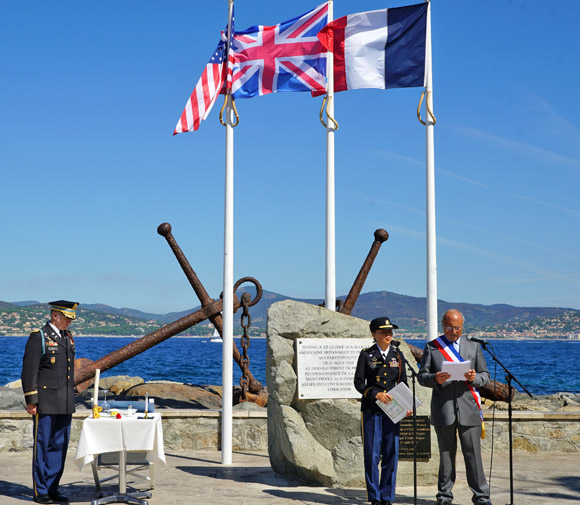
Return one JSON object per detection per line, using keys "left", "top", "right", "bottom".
{"left": 399, "top": 415, "right": 431, "bottom": 460}
{"left": 296, "top": 338, "right": 373, "bottom": 399}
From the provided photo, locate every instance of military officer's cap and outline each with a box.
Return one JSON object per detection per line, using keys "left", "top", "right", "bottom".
{"left": 370, "top": 316, "right": 399, "bottom": 332}
{"left": 49, "top": 300, "right": 79, "bottom": 320}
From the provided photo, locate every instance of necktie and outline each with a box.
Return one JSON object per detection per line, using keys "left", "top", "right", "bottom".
{"left": 61, "top": 330, "right": 67, "bottom": 339}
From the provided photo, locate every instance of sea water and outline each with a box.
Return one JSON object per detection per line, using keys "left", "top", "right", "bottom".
{"left": 2, "top": 336, "right": 579, "bottom": 396}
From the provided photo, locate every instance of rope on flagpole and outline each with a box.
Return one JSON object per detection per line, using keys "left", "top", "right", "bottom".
{"left": 417, "top": 91, "right": 436, "bottom": 125}
{"left": 219, "top": 95, "right": 239, "bottom": 127}
{"left": 319, "top": 95, "right": 339, "bottom": 130}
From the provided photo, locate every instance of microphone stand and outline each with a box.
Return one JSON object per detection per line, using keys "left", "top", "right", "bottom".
{"left": 396, "top": 345, "right": 419, "bottom": 505}
{"left": 478, "top": 342, "right": 532, "bottom": 505}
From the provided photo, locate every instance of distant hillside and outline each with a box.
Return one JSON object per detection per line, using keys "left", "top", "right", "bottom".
{"left": 0, "top": 303, "right": 163, "bottom": 337}
{"left": 82, "top": 303, "right": 164, "bottom": 322}
{"left": 3, "top": 291, "right": 580, "bottom": 337}
{"left": 160, "top": 288, "right": 580, "bottom": 336}
{"left": 346, "top": 291, "right": 579, "bottom": 332}
{"left": 161, "top": 287, "right": 322, "bottom": 329}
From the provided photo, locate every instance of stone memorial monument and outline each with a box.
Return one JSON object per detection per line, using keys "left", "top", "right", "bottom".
{"left": 266, "top": 299, "right": 439, "bottom": 487}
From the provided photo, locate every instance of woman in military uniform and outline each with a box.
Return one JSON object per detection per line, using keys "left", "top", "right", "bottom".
{"left": 21, "top": 300, "right": 78, "bottom": 504}
{"left": 354, "top": 316, "right": 410, "bottom": 505}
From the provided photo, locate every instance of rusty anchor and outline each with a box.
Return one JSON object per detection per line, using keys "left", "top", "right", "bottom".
{"left": 75, "top": 222, "right": 263, "bottom": 391}
{"left": 156, "top": 222, "right": 263, "bottom": 393}
{"left": 321, "top": 228, "right": 389, "bottom": 313}
{"left": 75, "top": 276, "right": 262, "bottom": 386}
{"left": 339, "top": 229, "right": 389, "bottom": 315}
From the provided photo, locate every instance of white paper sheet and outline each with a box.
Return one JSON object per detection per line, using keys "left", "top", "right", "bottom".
{"left": 441, "top": 360, "right": 471, "bottom": 381}
{"left": 375, "top": 382, "right": 422, "bottom": 424}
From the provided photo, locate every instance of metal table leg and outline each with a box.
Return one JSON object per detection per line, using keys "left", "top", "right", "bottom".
{"left": 91, "top": 450, "right": 151, "bottom": 505}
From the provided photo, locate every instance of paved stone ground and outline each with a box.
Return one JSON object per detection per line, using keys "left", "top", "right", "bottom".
{"left": 0, "top": 449, "right": 578, "bottom": 505}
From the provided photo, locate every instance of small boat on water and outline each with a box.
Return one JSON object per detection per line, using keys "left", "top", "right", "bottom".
{"left": 210, "top": 329, "right": 222, "bottom": 343}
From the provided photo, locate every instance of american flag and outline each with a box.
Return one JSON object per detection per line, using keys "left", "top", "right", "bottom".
{"left": 230, "top": 3, "right": 328, "bottom": 99}
{"left": 173, "top": 13, "right": 235, "bottom": 135}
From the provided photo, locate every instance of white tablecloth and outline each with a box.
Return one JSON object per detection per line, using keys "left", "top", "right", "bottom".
{"left": 74, "top": 412, "right": 166, "bottom": 471}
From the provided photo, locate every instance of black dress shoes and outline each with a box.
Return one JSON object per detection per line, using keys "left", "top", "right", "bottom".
{"left": 33, "top": 495, "right": 54, "bottom": 504}
{"left": 49, "top": 493, "right": 69, "bottom": 503}
{"left": 370, "top": 501, "right": 381, "bottom": 505}
{"left": 381, "top": 501, "right": 393, "bottom": 505}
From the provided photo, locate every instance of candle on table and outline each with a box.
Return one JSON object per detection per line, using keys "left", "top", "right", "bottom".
{"left": 93, "top": 369, "right": 100, "bottom": 406}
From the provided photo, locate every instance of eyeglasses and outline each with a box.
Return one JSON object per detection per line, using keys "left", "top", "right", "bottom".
{"left": 444, "top": 326, "right": 462, "bottom": 331}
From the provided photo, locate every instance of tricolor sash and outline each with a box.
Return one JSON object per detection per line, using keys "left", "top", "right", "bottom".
{"left": 433, "top": 335, "right": 485, "bottom": 439}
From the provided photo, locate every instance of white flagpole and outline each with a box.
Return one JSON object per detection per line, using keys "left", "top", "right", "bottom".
{"left": 425, "top": 0, "right": 438, "bottom": 340}
{"left": 222, "top": 0, "right": 235, "bottom": 465}
{"left": 325, "top": 0, "right": 336, "bottom": 311}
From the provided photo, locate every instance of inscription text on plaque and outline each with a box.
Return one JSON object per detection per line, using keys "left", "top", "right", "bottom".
{"left": 296, "top": 338, "right": 373, "bottom": 399}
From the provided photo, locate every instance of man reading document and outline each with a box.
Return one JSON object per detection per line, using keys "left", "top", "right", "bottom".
{"left": 418, "top": 309, "right": 492, "bottom": 505}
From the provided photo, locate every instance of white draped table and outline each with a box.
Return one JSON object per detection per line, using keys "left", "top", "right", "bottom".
{"left": 75, "top": 412, "right": 165, "bottom": 495}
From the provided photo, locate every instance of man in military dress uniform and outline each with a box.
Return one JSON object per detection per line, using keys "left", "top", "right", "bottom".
{"left": 21, "top": 300, "right": 79, "bottom": 504}
{"left": 354, "top": 317, "right": 410, "bottom": 505}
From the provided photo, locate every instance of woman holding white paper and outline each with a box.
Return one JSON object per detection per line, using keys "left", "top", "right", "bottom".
{"left": 354, "top": 316, "right": 410, "bottom": 505}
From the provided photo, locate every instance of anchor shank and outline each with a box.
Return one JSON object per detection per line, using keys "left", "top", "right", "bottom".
{"left": 341, "top": 229, "right": 389, "bottom": 315}
{"left": 75, "top": 298, "right": 228, "bottom": 385}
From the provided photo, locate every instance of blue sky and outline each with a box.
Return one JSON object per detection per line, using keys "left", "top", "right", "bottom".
{"left": 1, "top": 1, "right": 579, "bottom": 315}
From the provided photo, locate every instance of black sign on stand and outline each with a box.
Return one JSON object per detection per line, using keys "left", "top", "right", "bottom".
{"left": 399, "top": 415, "right": 431, "bottom": 460}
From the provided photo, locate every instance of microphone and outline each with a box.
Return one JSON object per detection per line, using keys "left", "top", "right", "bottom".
{"left": 467, "top": 335, "right": 489, "bottom": 345}
{"left": 390, "top": 340, "right": 401, "bottom": 347}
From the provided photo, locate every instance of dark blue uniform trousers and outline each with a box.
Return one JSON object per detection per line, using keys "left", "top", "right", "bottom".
{"left": 32, "top": 414, "right": 72, "bottom": 497}
{"left": 362, "top": 411, "right": 400, "bottom": 503}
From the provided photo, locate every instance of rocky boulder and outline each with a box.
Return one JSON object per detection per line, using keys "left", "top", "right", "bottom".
{"left": 126, "top": 382, "right": 224, "bottom": 410}
{"left": 0, "top": 386, "right": 26, "bottom": 410}
{"left": 75, "top": 378, "right": 227, "bottom": 410}
{"left": 102, "top": 375, "right": 144, "bottom": 395}
{"left": 488, "top": 392, "right": 580, "bottom": 412}
{"left": 266, "top": 300, "right": 438, "bottom": 487}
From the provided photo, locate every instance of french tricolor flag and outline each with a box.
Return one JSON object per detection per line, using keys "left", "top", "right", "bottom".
{"left": 317, "top": 3, "right": 428, "bottom": 93}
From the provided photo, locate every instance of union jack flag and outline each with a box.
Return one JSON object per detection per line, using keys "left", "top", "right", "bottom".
{"left": 230, "top": 3, "right": 328, "bottom": 99}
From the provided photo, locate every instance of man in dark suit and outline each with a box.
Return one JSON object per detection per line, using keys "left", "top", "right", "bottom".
{"left": 418, "top": 309, "right": 492, "bottom": 505}
{"left": 22, "top": 300, "right": 79, "bottom": 504}
{"left": 354, "top": 316, "right": 410, "bottom": 505}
